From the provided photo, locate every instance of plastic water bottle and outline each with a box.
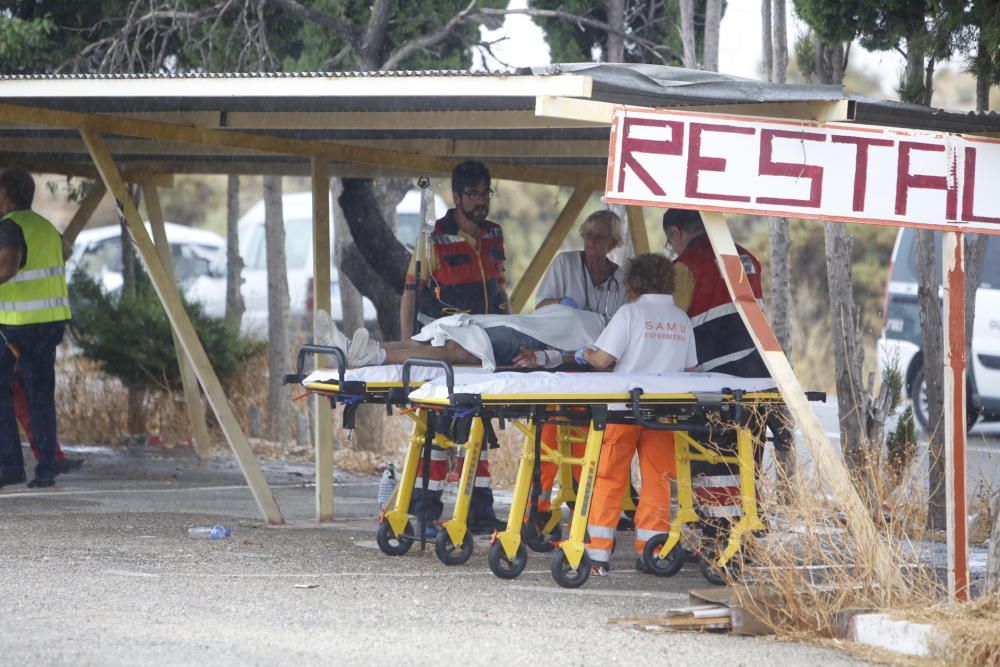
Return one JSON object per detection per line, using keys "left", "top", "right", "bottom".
{"left": 377, "top": 463, "right": 397, "bottom": 511}
{"left": 187, "top": 525, "right": 232, "bottom": 540}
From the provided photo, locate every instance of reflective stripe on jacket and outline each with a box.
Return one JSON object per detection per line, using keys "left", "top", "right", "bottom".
{"left": 418, "top": 210, "right": 506, "bottom": 321}
{"left": 0, "top": 209, "right": 71, "bottom": 326}
{"left": 674, "top": 234, "right": 767, "bottom": 377}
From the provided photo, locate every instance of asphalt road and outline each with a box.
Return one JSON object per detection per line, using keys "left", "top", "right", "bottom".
{"left": 0, "top": 443, "right": 870, "bottom": 667}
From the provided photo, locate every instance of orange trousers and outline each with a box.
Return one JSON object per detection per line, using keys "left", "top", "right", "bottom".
{"left": 536, "top": 423, "right": 584, "bottom": 513}
{"left": 585, "top": 425, "right": 675, "bottom": 564}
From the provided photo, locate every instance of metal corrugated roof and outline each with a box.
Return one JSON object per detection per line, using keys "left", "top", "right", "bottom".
{"left": 0, "top": 63, "right": 996, "bottom": 181}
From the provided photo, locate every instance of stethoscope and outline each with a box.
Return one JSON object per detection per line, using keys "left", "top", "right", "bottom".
{"left": 579, "top": 251, "right": 621, "bottom": 322}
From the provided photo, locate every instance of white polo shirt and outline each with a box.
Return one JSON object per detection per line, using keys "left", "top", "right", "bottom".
{"left": 593, "top": 294, "right": 697, "bottom": 375}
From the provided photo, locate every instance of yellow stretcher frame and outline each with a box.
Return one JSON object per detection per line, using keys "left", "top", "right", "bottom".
{"left": 408, "top": 388, "right": 785, "bottom": 588}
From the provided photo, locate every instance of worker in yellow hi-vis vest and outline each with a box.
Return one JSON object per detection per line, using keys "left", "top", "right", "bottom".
{"left": 0, "top": 168, "right": 72, "bottom": 489}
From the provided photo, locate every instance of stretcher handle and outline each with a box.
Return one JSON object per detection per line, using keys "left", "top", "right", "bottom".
{"left": 628, "top": 388, "right": 711, "bottom": 435}
{"left": 401, "top": 358, "right": 454, "bottom": 397}
{"left": 287, "top": 344, "right": 346, "bottom": 385}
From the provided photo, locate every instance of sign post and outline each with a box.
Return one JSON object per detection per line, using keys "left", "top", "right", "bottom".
{"left": 605, "top": 106, "right": 1000, "bottom": 599}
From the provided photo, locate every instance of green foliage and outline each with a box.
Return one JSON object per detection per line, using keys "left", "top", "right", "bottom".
{"left": 0, "top": 13, "right": 56, "bottom": 73}
{"left": 68, "top": 271, "right": 264, "bottom": 392}
{"left": 885, "top": 405, "right": 917, "bottom": 490}
{"left": 531, "top": 0, "right": 683, "bottom": 64}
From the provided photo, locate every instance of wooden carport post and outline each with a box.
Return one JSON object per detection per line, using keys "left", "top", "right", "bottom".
{"left": 701, "top": 211, "right": 905, "bottom": 591}
{"left": 625, "top": 206, "right": 650, "bottom": 254}
{"left": 80, "top": 129, "right": 284, "bottom": 524}
{"left": 61, "top": 181, "right": 106, "bottom": 244}
{"left": 311, "top": 157, "right": 335, "bottom": 522}
{"left": 509, "top": 187, "right": 592, "bottom": 312}
{"left": 142, "top": 181, "right": 213, "bottom": 459}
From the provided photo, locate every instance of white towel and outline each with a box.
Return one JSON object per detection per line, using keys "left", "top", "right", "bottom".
{"left": 411, "top": 305, "right": 606, "bottom": 371}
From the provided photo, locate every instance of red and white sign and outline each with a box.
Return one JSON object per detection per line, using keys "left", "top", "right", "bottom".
{"left": 606, "top": 107, "right": 1000, "bottom": 235}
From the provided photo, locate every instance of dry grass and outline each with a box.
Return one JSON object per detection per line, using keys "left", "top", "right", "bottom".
{"left": 900, "top": 595, "right": 1000, "bottom": 666}
{"left": 724, "top": 409, "right": 946, "bottom": 641}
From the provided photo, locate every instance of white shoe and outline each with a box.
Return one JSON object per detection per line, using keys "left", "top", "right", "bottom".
{"left": 314, "top": 309, "right": 350, "bottom": 354}
{"left": 347, "top": 328, "right": 381, "bottom": 367}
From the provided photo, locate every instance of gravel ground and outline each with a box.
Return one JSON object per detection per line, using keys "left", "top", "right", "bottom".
{"left": 0, "top": 444, "right": 872, "bottom": 667}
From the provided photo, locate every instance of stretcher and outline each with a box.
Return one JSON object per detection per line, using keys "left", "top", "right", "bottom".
{"left": 286, "top": 347, "right": 505, "bottom": 566}
{"left": 407, "top": 367, "right": 817, "bottom": 588}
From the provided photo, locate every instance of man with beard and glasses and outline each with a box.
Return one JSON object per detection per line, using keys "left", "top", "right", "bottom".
{"left": 398, "top": 160, "right": 508, "bottom": 536}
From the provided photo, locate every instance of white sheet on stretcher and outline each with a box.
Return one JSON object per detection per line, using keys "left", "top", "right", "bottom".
{"left": 407, "top": 371, "right": 777, "bottom": 402}
{"left": 303, "top": 364, "right": 484, "bottom": 386}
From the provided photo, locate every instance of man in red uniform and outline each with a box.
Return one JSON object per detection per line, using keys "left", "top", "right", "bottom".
{"left": 662, "top": 209, "right": 788, "bottom": 531}
{"left": 399, "top": 160, "right": 508, "bottom": 535}
{"left": 662, "top": 209, "right": 768, "bottom": 378}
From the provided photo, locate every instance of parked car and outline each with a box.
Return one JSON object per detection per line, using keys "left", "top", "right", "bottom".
{"left": 186, "top": 189, "right": 447, "bottom": 338}
{"left": 68, "top": 222, "right": 225, "bottom": 293}
{"left": 877, "top": 228, "right": 1000, "bottom": 431}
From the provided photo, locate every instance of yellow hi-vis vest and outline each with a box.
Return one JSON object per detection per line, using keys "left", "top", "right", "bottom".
{"left": 0, "top": 209, "right": 71, "bottom": 325}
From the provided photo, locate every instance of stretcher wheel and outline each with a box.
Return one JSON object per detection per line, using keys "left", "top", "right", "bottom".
{"left": 521, "top": 521, "right": 557, "bottom": 553}
{"left": 550, "top": 549, "right": 591, "bottom": 589}
{"left": 488, "top": 541, "right": 528, "bottom": 579}
{"left": 376, "top": 520, "right": 414, "bottom": 557}
{"left": 434, "top": 530, "right": 474, "bottom": 566}
{"left": 642, "top": 534, "right": 687, "bottom": 578}
{"left": 699, "top": 548, "right": 742, "bottom": 586}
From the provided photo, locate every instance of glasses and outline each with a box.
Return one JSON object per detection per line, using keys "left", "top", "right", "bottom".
{"left": 461, "top": 188, "right": 494, "bottom": 201}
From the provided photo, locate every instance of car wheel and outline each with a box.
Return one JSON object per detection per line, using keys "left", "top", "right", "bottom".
{"left": 912, "top": 366, "right": 980, "bottom": 433}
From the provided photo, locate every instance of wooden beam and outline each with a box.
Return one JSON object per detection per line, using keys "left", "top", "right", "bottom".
{"left": 626, "top": 206, "right": 650, "bottom": 254}
{"left": 536, "top": 97, "right": 852, "bottom": 125}
{"left": 80, "top": 128, "right": 285, "bottom": 524}
{"left": 142, "top": 182, "right": 213, "bottom": 461}
{"left": 509, "top": 187, "right": 592, "bottom": 313}
{"left": 701, "top": 211, "right": 904, "bottom": 592}
{"left": 311, "top": 157, "right": 335, "bottom": 523}
{"left": 61, "top": 181, "right": 106, "bottom": 243}
{"left": 0, "top": 102, "right": 604, "bottom": 190}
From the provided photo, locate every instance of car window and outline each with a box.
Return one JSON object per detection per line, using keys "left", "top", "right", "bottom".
{"left": 77, "top": 236, "right": 124, "bottom": 278}
{"left": 891, "top": 228, "right": 941, "bottom": 284}
{"left": 284, "top": 218, "right": 313, "bottom": 270}
{"left": 892, "top": 228, "right": 1000, "bottom": 290}
{"left": 980, "top": 235, "right": 1000, "bottom": 289}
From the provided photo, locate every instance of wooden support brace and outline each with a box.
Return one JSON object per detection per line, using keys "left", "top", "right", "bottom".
{"left": 701, "top": 211, "right": 904, "bottom": 592}
{"left": 942, "top": 230, "right": 969, "bottom": 601}
{"left": 62, "top": 181, "right": 106, "bottom": 244}
{"left": 509, "top": 187, "right": 592, "bottom": 313}
{"left": 81, "top": 129, "right": 284, "bottom": 524}
{"left": 311, "top": 157, "right": 335, "bottom": 522}
{"left": 626, "top": 206, "right": 650, "bottom": 254}
{"left": 142, "top": 182, "right": 213, "bottom": 460}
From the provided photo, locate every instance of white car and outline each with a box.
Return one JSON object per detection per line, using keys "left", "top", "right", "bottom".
{"left": 186, "top": 189, "right": 447, "bottom": 338}
{"left": 877, "top": 228, "right": 1000, "bottom": 430}
{"left": 68, "top": 222, "right": 225, "bottom": 293}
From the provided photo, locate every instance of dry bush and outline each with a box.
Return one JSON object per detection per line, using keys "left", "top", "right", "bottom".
{"left": 728, "top": 411, "right": 945, "bottom": 640}
{"left": 913, "top": 594, "right": 1000, "bottom": 666}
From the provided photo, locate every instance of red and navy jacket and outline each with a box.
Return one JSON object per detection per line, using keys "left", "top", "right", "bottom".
{"left": 418, "top": 209, "right": 506, "bottom": 321}
{"left": 675, "top": 234, "right": 769, "bottom": 378}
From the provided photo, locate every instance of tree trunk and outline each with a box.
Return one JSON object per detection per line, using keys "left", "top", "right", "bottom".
{"left": 330, "top": 178, "right": 364, "bottom": 334}
{"left": 127, "top": 385, "right": 145, "bottom": 436}
{"left": 263, "top": 175, "right": 291, "bottom": 442}
{"left": 702, "top": 0, "right": 723, "bottom": 72}
{"left": 824, "top": 222, "right": 872, "bottom": 492}
{"left": 771, "top": 0, "right": 787, "bottom": 84}
{"left": 679, "top": 0, "right": 697, "bottom": 69}
{"left": 337, "top": 178, "right": 409, "bottom": 341}
{"left": 225, "top": 174, "right": 245, "bottom": 331}
{"left": 605, "top": 0, "right": 625, "bottom": 62}
{"left": 915, "top": 228, "right": 946, "bottom": 529}
{"left": 990, "top": 489, "right": 1000, "bottom": 594}
{"left": 761, "top": 0, "right": 772, "bottom": 83}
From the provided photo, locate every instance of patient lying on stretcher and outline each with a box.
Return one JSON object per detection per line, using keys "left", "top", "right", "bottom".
{"left": 325, "top": 252, "right": 687, "bottom": 372}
